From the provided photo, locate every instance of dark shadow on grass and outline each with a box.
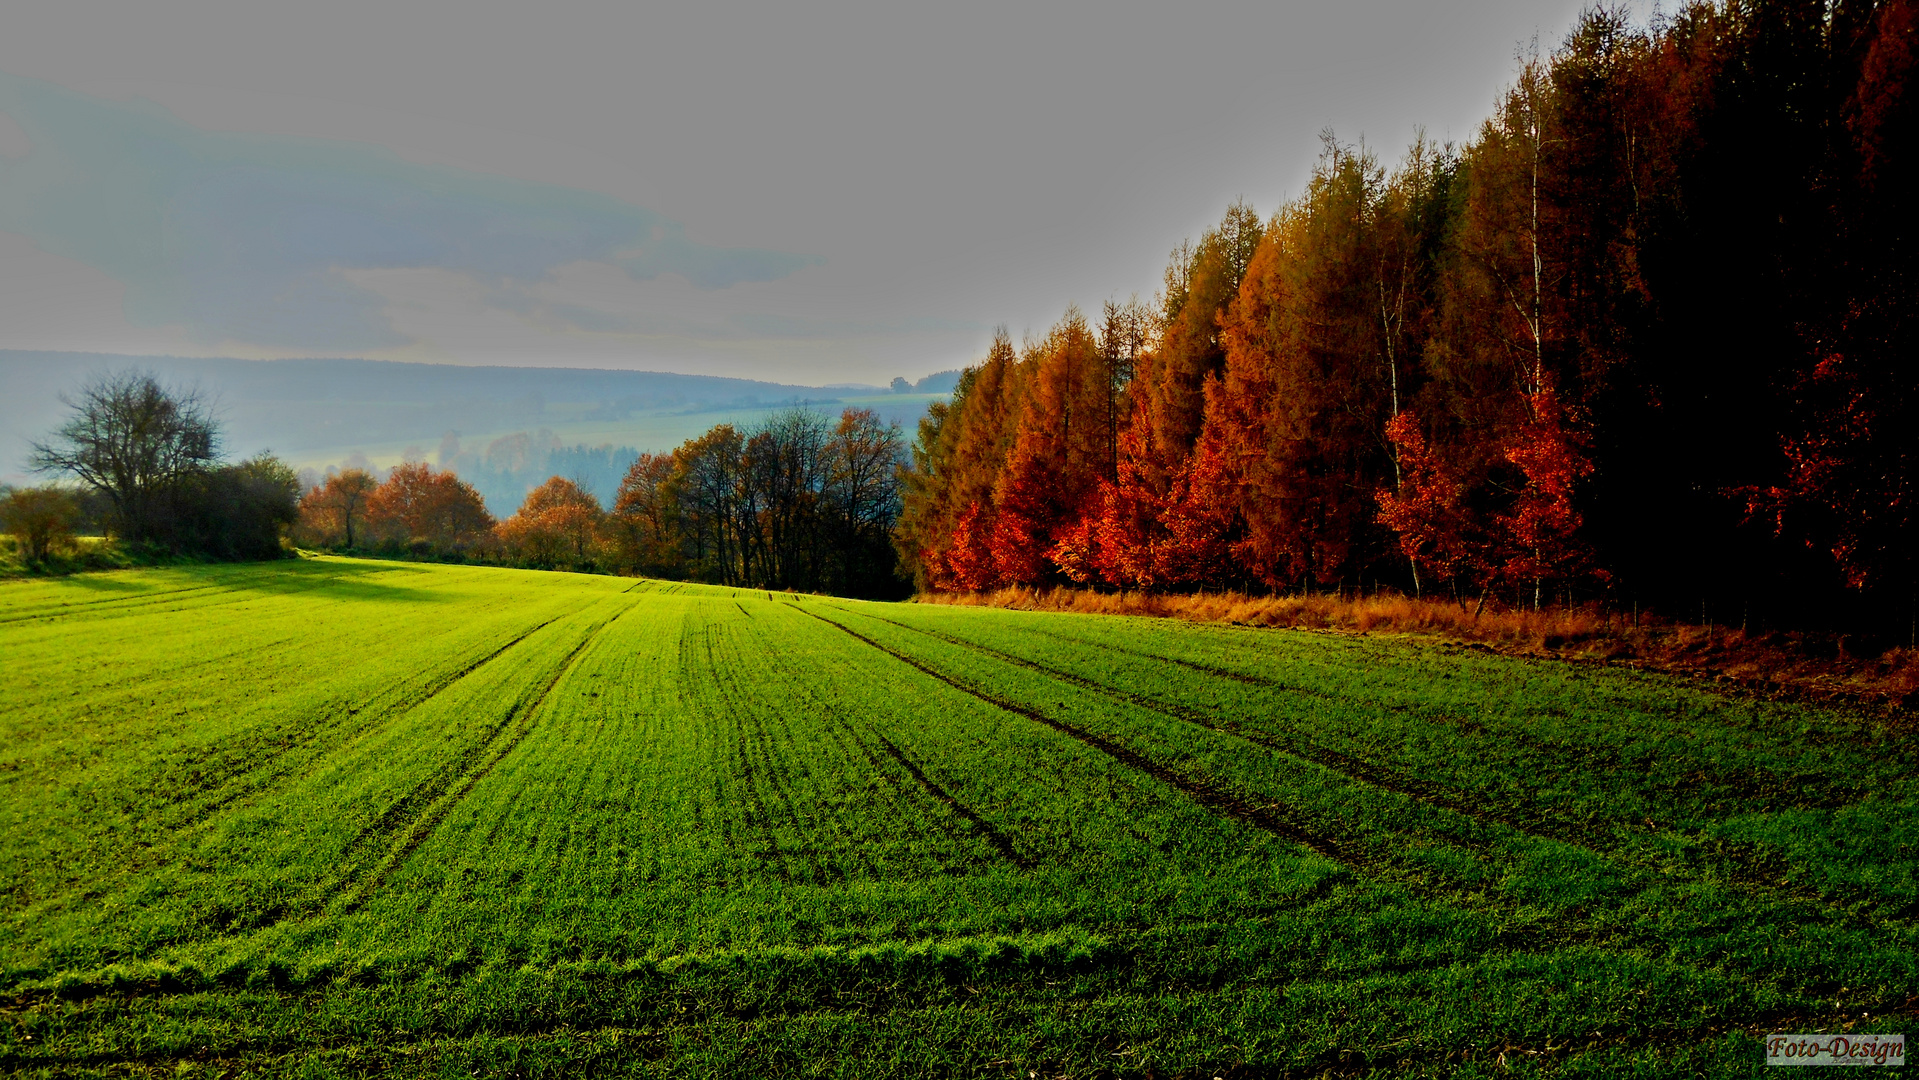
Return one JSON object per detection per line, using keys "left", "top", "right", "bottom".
{"left": 58, "top": 575, "right": 149, "bottom": 593}
{"left": 177, "top": 558, "right": 450, "bottom": 604}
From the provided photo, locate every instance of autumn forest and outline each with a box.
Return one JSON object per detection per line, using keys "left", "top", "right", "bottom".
{"left": 895, "top": 0, "right": 1918, "bottom": 639}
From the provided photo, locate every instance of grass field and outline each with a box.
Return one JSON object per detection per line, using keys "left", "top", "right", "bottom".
{"left": 1, "top": 559, "right": 1913, "bottom": 1077}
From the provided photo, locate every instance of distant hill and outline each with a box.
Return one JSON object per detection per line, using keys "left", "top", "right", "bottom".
{"left": 0, "top": 352, "right": 935, "bottom": 484}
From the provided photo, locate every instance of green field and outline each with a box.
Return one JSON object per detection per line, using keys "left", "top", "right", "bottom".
{"left": 2, "top": 560, "right": 1913, "bottom": 1077}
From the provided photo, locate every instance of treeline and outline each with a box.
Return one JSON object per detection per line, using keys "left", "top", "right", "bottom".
{"left": 299, "top": 407, "right": 908, "bottom": 597}
{"left": 897, "top": 0, "right": 1918, "bottom": 634}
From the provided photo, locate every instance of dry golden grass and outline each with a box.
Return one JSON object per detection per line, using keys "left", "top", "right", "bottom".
{"left": 921, "top": 585, "right": 1919, "bottom": 709}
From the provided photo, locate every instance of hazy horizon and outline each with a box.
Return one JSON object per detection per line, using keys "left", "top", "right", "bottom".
{"left": 0, "top": 349, "right": 966, "bottom": 486}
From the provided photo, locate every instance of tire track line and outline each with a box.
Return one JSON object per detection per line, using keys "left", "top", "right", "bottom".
{"left": 317, "top": 615, "right": 571, "bottom": 867}
{"left": 715, "top": 631, "right": 795, "bottom": 886}
{"left": 864, "top": 728, "right": 1033, "bottom": 870}
{"left": 338, "top": 603, "right": 634, "bottom": 912}
{"left": 740, "top": 614, "right": 944, "bottom": 878}
{"left": 2, "top": 567, "right": 415, "bottom": 626}
{"left": 800, "top": 611, "right": 1895, "bottom": 962}
{"left": 865, "top": 611, "right": 1913, "bottom": 926}
{"left": 4, "top": 613, "right": 576, "bottom": 928}
{"left": 849, "top": 609, "right": 1592, "bottom": 850}
{"left": 0, "top": 582, "right": 230, "bottom": 623}
{"left": 796, "top": 607, "right": 1352, "bottom": 865}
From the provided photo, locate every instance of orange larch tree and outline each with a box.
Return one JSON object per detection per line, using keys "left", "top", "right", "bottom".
{"left": 904, "top": 330, "right": 1026, "bottom": 590}
{"left": 991, "top": 308, "right": 1107, "bottom": 585}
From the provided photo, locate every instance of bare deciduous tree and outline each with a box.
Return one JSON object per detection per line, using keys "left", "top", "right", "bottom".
{"left": 29, "top": 371, "right": 219, "bottom": 542}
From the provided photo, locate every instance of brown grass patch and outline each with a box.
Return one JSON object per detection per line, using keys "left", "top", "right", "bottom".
{"left": 919, "top": 585, "right": 1919, "bottom": 711}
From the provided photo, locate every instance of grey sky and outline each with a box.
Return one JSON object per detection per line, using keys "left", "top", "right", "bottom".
{"left": 0, "top": 1, "right": 1619, "bottom": 385}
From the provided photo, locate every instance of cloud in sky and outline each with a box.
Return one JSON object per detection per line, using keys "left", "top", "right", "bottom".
{"left": 0, "top": 71, "right": 821, "bottom": 352}
{"left": 0, "top": 1, "right": 1620, "bottom": 383}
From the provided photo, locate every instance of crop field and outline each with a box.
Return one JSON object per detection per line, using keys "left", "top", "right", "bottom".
{"left": 1, "top": 559, "right": 1914, "bottom": 1077}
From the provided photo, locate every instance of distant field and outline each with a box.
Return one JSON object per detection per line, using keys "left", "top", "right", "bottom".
{"left": 1, "top": 560, "right": 1913, "bottom": 1077}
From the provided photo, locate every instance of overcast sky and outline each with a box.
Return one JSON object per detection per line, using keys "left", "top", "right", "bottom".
{"left": 0, "top": 1, "right": 1627, "bottom": 386}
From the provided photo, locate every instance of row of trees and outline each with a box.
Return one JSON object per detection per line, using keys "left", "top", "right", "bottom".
{"left": 297, "top": 462, "right": 495, "bottom": 552}
{"left": 898, "top": 0, "right": 1918, "bottom": 632}
{"left": 611, "top": 408, "right": 906, "bottom": 596}
{"left": 298, "top": 407, "right": 909, "bottom": 597}
{"left": 13, "top": 368, "right": 909, "bottom": 598}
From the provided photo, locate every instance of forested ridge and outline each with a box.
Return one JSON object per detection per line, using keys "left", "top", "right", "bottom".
{"left": 897, "top": 0, "right": 1918, "bottom": 636}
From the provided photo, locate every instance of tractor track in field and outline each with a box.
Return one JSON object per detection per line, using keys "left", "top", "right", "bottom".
{"left": 829, "top": 721, "right": 978, "bottom": 874}
{"left": 0, "top": 578, "right": 318, "bottom": 627}
{"left": 1024, "top": 625, "right": 1341, "bottom": 697}
{"left": 0, "top": 582, "right": 231, "bottom": 624}
{"left": 702, "top": 620, "right": 800, "bottom": 885}
{"left": 0, "top": 565, "right": 420, "bottom": 627}
{"left": 10, "top": 951, "right": 1891, "bottom": 1072}
{"left": 741, "top": 618, "right": 965, "bottom": 877}
{"left": 2, "top": 613, "right": 581, "bottom": 921}
{"left": 263, "top": 613, "right": 574, "bottom": 869}
{"left": 735, "top": 609, "right": 1009, "bottom": 881}
{"left": 845, "top": 608, "right": 1599, "bottom": 853}
{"left": 1035, "top": 625, "right": 1905, "bottom": 813}
{"left": 876, "top": 612, "right": 1919, "bottom": 928}
{"left": 865, "top": 727, "right": 1034, "bottom": 870}
{"left": 763, "top": 642, "right": 1025, "bottom": 873}
{"left": 1027, "top": 624, "right": 1719, "bottom": 762}
{"left": 237, "top": 614, "right": 572, "bottom": 782}
{"left": 796, "top": 608, "right": 1355, "bottom": 866}
{"left": 120, "top": 600, "right": 611, "bottom": 936}
{"left": 336, "top": 604, "right": 633, "bottom": 913}
{"left": 871, "top": 611, "right": 1919, "bottom": 910}
{"left": 1025, "top": 628, "right": 1919, "bottom": 914}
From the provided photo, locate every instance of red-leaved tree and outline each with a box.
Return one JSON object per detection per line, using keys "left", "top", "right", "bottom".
{"left": 943, "top": 501, "right": 999, "bottom": 591}
{"left": 1497, "top": 381, "right": 1600, "bottom": 606}
{"left": 1376, "top": 410, "right": 1476, "bottom": 595}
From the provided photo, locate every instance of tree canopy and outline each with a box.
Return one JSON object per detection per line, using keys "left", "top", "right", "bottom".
{"left": 896, "top": 0, "right": 1919, "bottom": 635}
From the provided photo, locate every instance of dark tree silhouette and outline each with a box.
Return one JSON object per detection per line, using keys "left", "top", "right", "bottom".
{"left": 29, "top": 370, "right": 219, "bottom": 542}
